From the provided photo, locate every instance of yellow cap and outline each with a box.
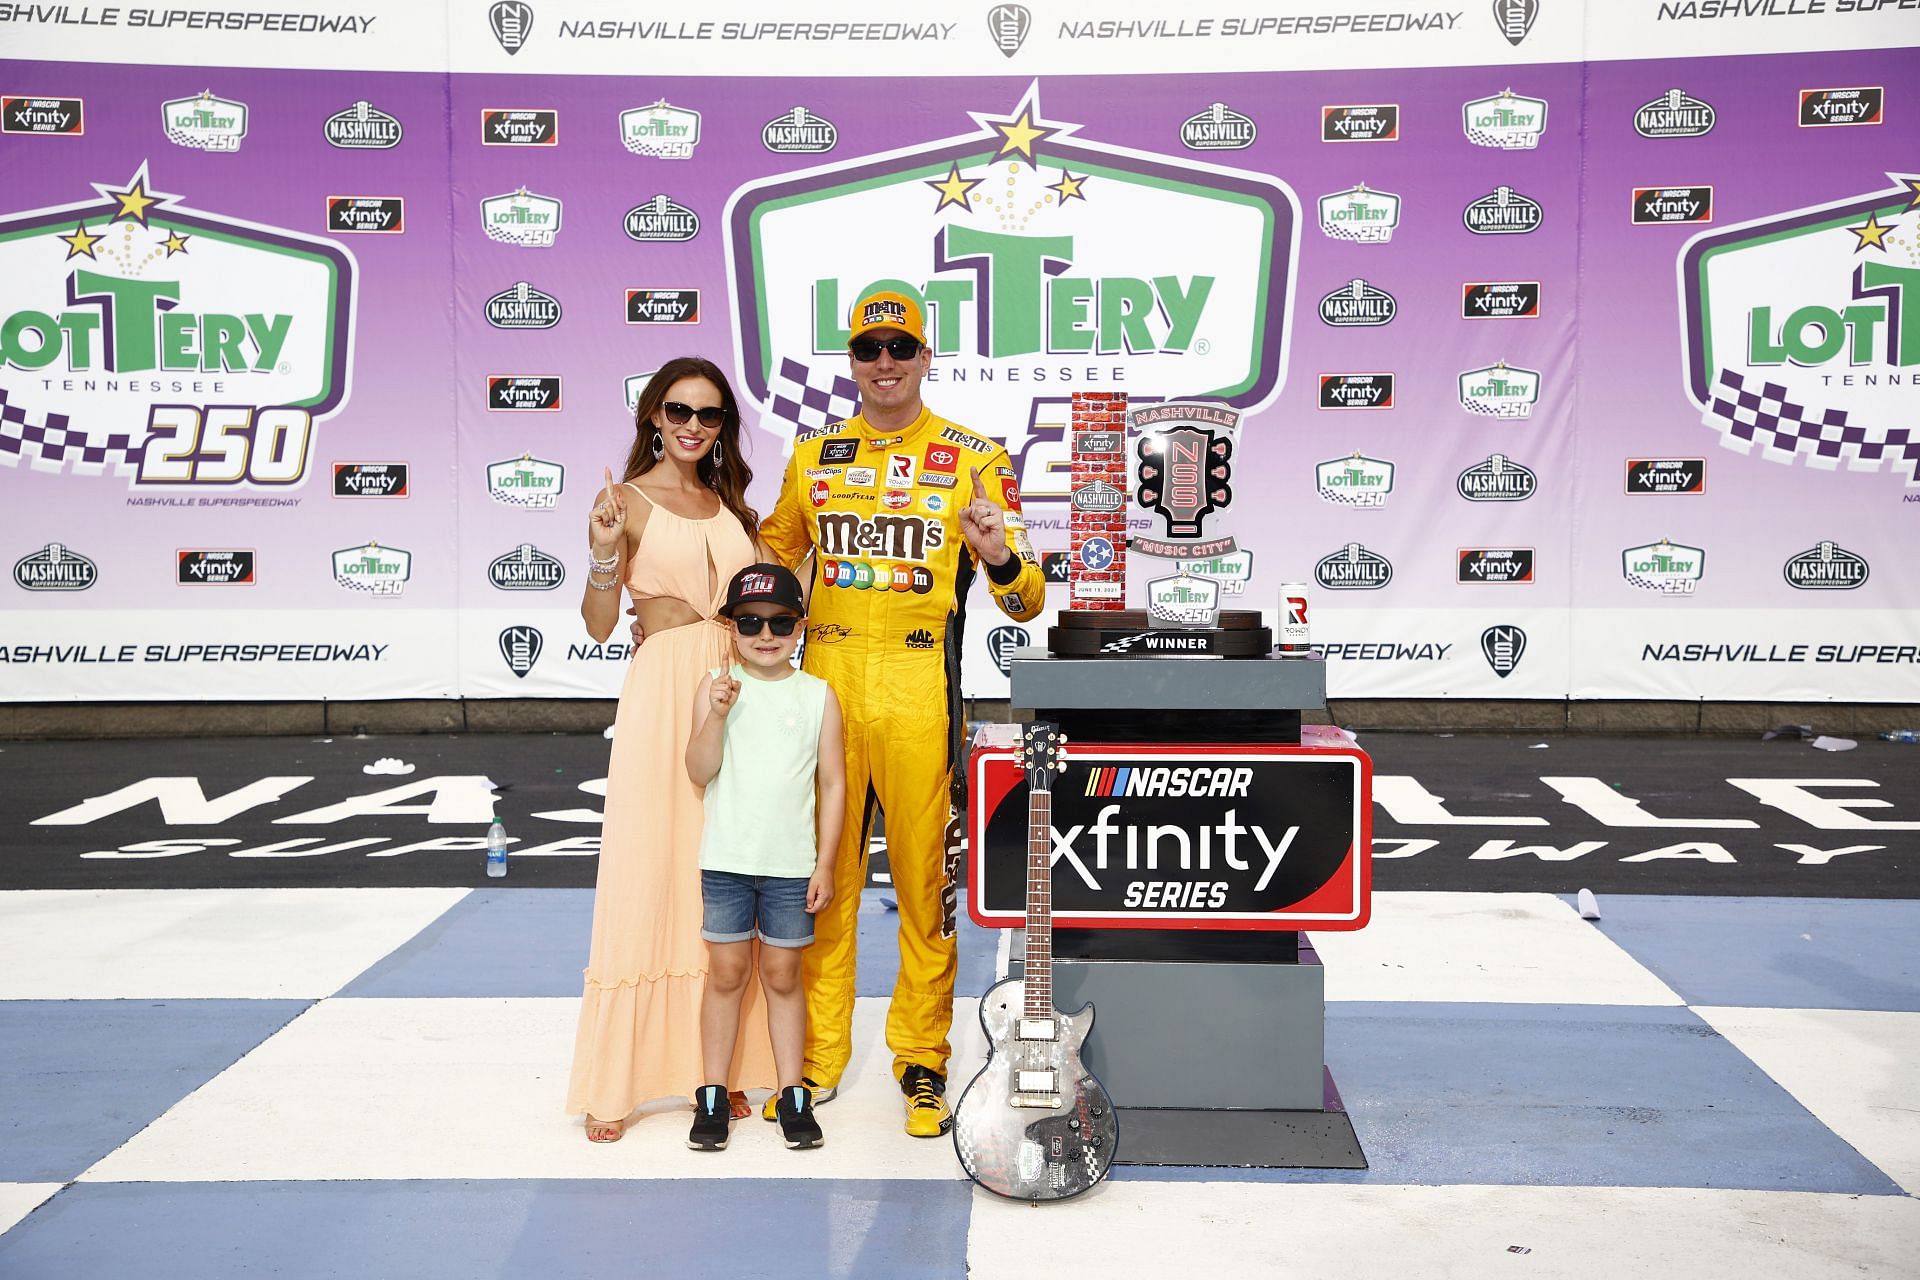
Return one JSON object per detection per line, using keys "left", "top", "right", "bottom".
{"left": 848, "top": 290, "right": 927, "bottom": 345}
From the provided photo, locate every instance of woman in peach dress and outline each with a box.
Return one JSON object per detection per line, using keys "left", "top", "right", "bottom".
{"left": 568, "top": 357, "right": 776, "bottom": 1140}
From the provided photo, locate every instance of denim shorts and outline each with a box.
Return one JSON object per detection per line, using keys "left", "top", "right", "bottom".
{"left": 700, "top": 869, "right": 814, "bottom": 949}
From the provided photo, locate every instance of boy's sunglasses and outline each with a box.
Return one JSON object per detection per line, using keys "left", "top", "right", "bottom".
{"left": 661, "top": 401, "right": 727, "bottom": 428}
{"left": 733, "top": 615, "right": 799, "bottom": 637}
{"left": 849, "top": 336, "right": 924, "bottom": 363}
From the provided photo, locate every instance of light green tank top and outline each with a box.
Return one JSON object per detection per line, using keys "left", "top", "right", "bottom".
{"left": 697, "top": 665, "right": 830, "bottom": 878}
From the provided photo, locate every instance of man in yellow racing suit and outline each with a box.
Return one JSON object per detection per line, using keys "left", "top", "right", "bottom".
{"left": 760, "top": 290, "right": 1045, "bottom": 1137}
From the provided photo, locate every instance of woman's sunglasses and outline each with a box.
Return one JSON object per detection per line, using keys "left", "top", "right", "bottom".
{"left": 849, "top": 336, "right": 924, "bottom": 363}
{"left": 661, "top": 401, "right": 727, "bottom": 428}
{"left": 733, "top": 615, "right": 800, "bottom": 637}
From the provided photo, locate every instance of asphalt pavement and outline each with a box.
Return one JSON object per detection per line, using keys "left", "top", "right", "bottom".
{"left": 5, "top": 730, "right": 1914, "bottom": 897}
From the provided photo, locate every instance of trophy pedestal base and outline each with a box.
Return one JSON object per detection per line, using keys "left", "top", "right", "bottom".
{"left": 1046, "top": 609, "right": 1272, "bottom": 658}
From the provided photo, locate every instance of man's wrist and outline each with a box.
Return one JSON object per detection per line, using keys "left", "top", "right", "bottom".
{"left": 984, "top": 551, "right": 1021, "bottom": 584}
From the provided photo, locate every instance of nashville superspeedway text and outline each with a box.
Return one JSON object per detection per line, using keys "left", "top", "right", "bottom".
{"left": 0, "top": 643, "right": 389, "bottom": 664}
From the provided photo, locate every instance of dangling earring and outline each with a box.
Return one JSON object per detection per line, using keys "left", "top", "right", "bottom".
{"left": 710, "top": 437, "right": 724, "bottom": 466}
{"left": 650, "top": 431, "right": 665, "bottom": 460}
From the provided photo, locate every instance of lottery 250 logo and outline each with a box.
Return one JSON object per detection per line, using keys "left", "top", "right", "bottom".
{"left": 0, "top": 163, "right": 355, "bottom": 488}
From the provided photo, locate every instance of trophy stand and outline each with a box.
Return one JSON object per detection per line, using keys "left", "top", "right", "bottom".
{"left": 971, "top": 393, "right": 1368, "bottom": 1168}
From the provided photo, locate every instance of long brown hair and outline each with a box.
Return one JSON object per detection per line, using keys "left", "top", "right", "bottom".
{"left": 620, "top": 356, "right": 758, "bottom": 540}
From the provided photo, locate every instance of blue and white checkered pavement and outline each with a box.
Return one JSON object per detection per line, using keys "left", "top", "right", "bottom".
{"left": 1, "top": 889, "right": 1916, "bottom": 1278}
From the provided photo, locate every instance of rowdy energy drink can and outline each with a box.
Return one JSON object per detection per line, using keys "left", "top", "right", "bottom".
{"left": 1278, "top": 583, "right": 1310, "bottom": 657}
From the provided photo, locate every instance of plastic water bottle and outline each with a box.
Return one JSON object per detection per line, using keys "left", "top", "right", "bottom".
{"left": 485, "top": 814, "right": 509, "bottom": 878}
{"left": 1879, "top": 729, "right": 1919, "bottom": 744}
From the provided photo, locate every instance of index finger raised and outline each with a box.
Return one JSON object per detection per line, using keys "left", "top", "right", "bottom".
{"left": 969, "top": 464, "right": 993, "bottom": 502}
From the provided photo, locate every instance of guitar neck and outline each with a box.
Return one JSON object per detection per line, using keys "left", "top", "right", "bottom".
{"left": 1024, "top": 788, "right": 1052, "bottom": 1019}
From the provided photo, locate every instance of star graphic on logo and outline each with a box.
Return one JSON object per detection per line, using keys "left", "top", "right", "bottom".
{"left": 967, "top": 83, "right": 1081, "bottom": 168}
{"left": 926, "top": 162, "right": 982, "bottom": 213}
{"left": 1047, "top": 169, "right": 1088, "bottom": 203}
{"left": 1846, "top": 210, "right": 1894, "bottom": 253}
{"left": 88, "top": 164, "right": 181, "bottom": 231}
{"left": 1080, "top": 538, "right": 1114, "bottom": 571}
{"left": 988, "top": 107, "right": 1051, "bottom": 161}
{"left": 106, "top": 177, "right": 159, "bottom": 226}
{"left": 1900, "top": 175, "right": 1920, "bottom": 215}
{"left": 58, "top": 222, "right": 101, "bottom": 259}
{"left": 163, "top": 231, "right": 191, "bottom": 256}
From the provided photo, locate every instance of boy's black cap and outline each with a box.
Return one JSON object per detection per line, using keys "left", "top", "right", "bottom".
{"left": 720, "top": 562, "right": 805, "bottom": 617}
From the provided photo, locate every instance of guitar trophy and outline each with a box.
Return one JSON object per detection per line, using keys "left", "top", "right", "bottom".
{"left": 1051, "top": 396, "right": 1271, "bottom": 657}
{"left": 953, "top": 721, "right": 1118, "bottom": 1201}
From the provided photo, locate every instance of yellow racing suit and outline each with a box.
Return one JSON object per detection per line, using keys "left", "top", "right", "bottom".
{"left": 761, "top": 403, "right": 1044, "bottom": 1085}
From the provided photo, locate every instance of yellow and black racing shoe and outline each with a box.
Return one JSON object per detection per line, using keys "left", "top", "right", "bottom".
{"left": 900, "top": 1064, "right": 952, "bottom": 1138}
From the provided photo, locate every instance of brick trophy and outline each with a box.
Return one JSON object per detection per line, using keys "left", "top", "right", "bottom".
{"left": 1069, "top": 391, "right": 1128, "bottom": 611}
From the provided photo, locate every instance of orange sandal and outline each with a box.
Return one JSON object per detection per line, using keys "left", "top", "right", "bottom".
{"left": 729, "top": 1090, "right": 751, "bottom": 1121}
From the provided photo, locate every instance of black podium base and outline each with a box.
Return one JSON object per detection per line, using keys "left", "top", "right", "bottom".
{"left": 1112, "top": 1070, "right": 1367, "bottom": 1169}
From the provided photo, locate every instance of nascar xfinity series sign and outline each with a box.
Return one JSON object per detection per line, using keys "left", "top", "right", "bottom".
{"left": 967, "top": 742, "right": 1371, "bottom": 931}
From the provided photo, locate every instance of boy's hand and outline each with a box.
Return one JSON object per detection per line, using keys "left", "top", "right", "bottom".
{"left": 707, "top": 673, "right": 741, "bottom": 718}
{"left": 806, "top": 867, "right": 834, "bottom": 913}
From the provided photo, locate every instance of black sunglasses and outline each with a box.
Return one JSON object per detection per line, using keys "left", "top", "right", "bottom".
{"left": 849, "top": 336, "right": 924, "bottom": 363}
{"left": 733, "top": 615, "right": 799, "bottom": 637}
{"left": 662, "top": 401, "right": 727, "bottom": 428}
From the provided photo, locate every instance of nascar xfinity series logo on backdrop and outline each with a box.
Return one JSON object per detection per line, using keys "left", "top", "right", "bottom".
{"left": 0, "top": 164, "right": 356, "bottom": 489}
{"left": 724, "top": 82, "right": 1297, "bottom": 509}
{"left": 1679, "top": 170, "right": 1920, "bottom": 486}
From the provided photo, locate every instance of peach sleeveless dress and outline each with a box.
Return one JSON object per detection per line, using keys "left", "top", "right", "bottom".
{"left": 566, "top": 486, "right": 776, "bottom": 1122}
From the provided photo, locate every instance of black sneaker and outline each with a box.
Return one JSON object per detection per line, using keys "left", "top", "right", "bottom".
{"left": 762, "top": 1076, "right": 836, "bottom": 1121}
{"left": 899, "top": 1064, "right": 952, "bottom": 1138}
{"left": 687, "top": 1084, "right": 730, "bottom": 1151}
{"left": 774, "top": 1086, "right": 824, "bottom": 1149}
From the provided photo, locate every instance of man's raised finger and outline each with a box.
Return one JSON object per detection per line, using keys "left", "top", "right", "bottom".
{"left": 969, "top": 465, "right": 991, "bottom": 503}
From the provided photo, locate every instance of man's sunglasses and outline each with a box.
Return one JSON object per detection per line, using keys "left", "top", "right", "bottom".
{"left": 849, "top": 336, "right": 924, "bottom": 363}
{"left": 662, "top": 401, "right": 727, "bottom": 428}
{"left": 733, "top": 615, "right": 800, "bottom": 637}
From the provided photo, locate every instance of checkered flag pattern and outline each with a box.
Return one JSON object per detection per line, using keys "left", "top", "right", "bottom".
{"left": 163, "top": 125, "right": 240, "bottom": 152}
{"left": 1624, "top": 572, "right": 1690, "bottom": 594}
{"left": 767, "top": 357, "right": 861, "bottom": 448}
{"left": 1459, "top": 397, "right": 1532, "bottom": 419}
{"left": 0, "top": 387, "right": 143, "bottom": 476}
{"left": 1320, "top": 221, "right": 1391, "bottom": 244}
{"left": 1464, "top": 124, "right": 1537, "bottom": 150}
{"left": 1706, "top": 367, "right": 1920, "bottom": 484}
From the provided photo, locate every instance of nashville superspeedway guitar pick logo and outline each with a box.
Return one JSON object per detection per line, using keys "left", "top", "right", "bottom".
{"left": 1679, "top": 170, "right": 1920, "bottom": 486}
{"left": 725, "top": 82, "right": 1297, "bottom": 513}
{"left": 0, "top": 163, "right": 355, "bottom": 489}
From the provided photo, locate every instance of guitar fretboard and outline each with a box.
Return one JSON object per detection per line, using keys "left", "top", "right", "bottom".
{"left": 1024, "top": 788, "right": 1052, "bottom": 1019}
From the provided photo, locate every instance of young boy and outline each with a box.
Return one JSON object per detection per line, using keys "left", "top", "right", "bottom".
{"left": 684, "top": 563, "right": 845, "bottom": 1150}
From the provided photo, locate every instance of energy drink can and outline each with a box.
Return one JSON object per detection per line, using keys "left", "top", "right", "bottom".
{"left": 1278, "top": 583, "right": 1310, "bottom": 657}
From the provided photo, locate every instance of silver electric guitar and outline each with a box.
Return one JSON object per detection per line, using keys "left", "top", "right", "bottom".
{"left": 953, "top": 721, "right": 1117, "bottom": 1201}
